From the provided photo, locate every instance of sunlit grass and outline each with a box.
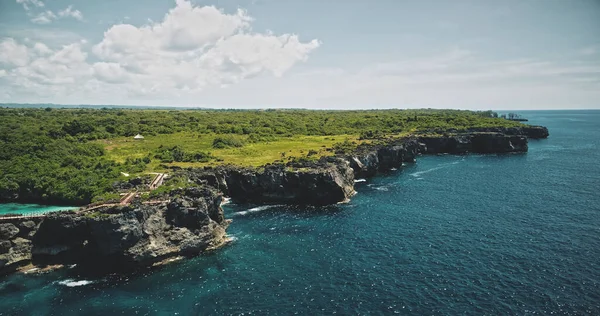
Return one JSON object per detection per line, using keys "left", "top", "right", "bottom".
{"left": 97, "top": 133, "right": 362, "bottom": 172}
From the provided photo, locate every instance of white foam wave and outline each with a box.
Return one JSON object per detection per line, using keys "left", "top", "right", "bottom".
{"left": 410, "top": 160, "right": 461, "bottom": 177}
{"left": 410, "top": 166, "right": 444, "bottom": 177}
{"left": 374, "top": 186, "right": 389, "bottom": 191}
{"left": 220, "top": 197, "right": 231, "bottom": 206}
{"left": 233, "top": 205, "right": 282, "bottom": 216}
{"left": 354, "top": 179, "right": 367, "bottom": 183}
{"left": 58, "top": 279, "right": 94, "bottom": 287}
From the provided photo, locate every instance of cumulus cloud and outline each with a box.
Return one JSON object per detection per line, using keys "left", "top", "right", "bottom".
{"left": 92, "top": 62, "right": 129, "bottom": 84}
{"left": 89, "top": 0, "right": 319, "bottom": 92}
{"left": 0, "top": 0, "right": 320, "bottom": 102}
{"left": 33, "top": 42, "right": 52, "bottom": 55}
{"left": 0, "top": 38, "right": 30, "bottom": 67}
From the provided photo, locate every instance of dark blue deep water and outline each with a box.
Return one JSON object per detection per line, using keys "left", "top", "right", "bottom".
{"left": 1, "top": 110, "right": 599, "bottom": 315}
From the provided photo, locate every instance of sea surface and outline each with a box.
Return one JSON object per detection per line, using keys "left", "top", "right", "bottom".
{"left": 0, "top": 204, "right": 78, "bottom": 217}
{"left": 1, "top": 110, "right": 599, "bottom": 315}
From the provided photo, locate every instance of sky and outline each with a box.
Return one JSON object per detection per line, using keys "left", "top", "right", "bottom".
{"left": 0, "top": 0, "right": 599, "bottom": 109}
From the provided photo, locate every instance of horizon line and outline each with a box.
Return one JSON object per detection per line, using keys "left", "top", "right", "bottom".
{"left": 1, "top": 103, "right": 598, "bottom": 111}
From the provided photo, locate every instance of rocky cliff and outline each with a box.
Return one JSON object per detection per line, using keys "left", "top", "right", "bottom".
{"left": 0, "top": 187, "right": 229, "bottom": 275}
{"left": 419, "top": 126, "right": 549, "bottom": 140}
{"left": 180, "top": 126, "right": 546, "bottom": 205}
{"left": 184, "top": 158, "right": 356, "bottom": 206}
{"left": 419, "top": 132, "right": 528, "bottom": 154}
{"left": 346, "top": 139, "right": 422, "bottom": 178}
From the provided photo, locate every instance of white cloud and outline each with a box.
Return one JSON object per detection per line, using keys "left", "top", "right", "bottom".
{"left": 90, "top": 0, "right": 319, "bottom": 94}
{"left": 16, "top": 0, "right": 44, "bottom": 11}
{"left": 18, "top": 1, "right": 84, "bottom": 24}
{"left": 0, "top": 0, "right": 320, "bottom": 103}
{"left": 33, "top": 42, "right": 52, "bottom": 55}
{"left": 92, "top": 62, "right": 129, "bottom": 84}
{"left": 93, "top": 5, "right": 251, "bottom": 58}
{"left": 31, "top": 10, "right": 57, "bottom": 24}
{"left": 58, "top": 6, "right": 83, "bottom": 21}
{"left": 2, "top": 28, "right": 84, "bottom": 47}
{"left": 0, "top": 38, "right": 30, "bottom": 67}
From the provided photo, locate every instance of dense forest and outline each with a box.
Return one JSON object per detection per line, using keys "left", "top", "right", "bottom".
{"left": 0, "top": 107, "right": 522, "bottom": 205}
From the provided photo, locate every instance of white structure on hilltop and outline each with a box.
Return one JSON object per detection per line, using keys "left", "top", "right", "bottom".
{"left": 134, "top": 134, "right": 144, "bottom": 140}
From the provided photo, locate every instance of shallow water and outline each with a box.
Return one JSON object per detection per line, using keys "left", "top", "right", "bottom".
{"left": 0, "top": 203, "right": 78, "bottom": 216}
{"left": 1, "top": 110, "right": 599, "bottom": 315}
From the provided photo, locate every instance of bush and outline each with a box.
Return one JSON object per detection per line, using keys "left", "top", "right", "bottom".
{"left": 212, "top": 135, "right": 245, "bottom": 148}
{"left": 154, "top": 145, "right": 213, "bottom": 163}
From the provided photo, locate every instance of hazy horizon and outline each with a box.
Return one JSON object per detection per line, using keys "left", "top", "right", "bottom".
{"left": 3, "top": 102, "right": 599, "bottom": 111}
{"left": 1, "top": 0, "right": 599, "bottom": 109}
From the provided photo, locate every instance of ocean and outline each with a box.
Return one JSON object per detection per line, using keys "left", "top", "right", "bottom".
{"left": 1, "top": 110, "right": 599, "bottom": 315}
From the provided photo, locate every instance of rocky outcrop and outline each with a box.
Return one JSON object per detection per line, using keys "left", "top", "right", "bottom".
{"left": 419, "top": 126, "right": 549, "bottom": 140}
{"left": 520, "top": 126, "right": 549, "bottom": 139}
{"left": 471, "top": 133, "right": 528, "bottom": 153}
{"left": 0, "top": 220, "right": 42, "bottom": 273}
{"left": 0, "top": 187, "right": 229, "bottom": 274}
{"left": 419, "top": 132, "right": 528, "bottom": 154}
{"left": 193, "top": 158, "right": 356, "bottom": 206}
{"left": 346, "top": 139, "right": 422, "bottom": 178}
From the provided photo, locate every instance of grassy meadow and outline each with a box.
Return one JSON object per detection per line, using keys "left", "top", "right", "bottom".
{"left": 99, "top": 133, "right": 360, "bottom": 170}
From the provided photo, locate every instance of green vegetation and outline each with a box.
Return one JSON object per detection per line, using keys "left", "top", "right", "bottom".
{"left": 212, "top": 135, "right": 245, "bottom": 149}
{"left": 0, "top": 107, "right": 523, "bottom": 205}
{"left": 154, "top": 145, "right": 213, "bottom": 163}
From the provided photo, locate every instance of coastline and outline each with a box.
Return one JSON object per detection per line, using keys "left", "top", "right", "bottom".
{"left": 0, "top": 125, "right": 549, "bottom": 276}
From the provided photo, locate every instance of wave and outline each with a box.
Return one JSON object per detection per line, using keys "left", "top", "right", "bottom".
{"left": 354, "top": 179, "right": 367, "bottom": 183}
{"left": 367, "top": 184, "right": 390, "bottom": 191}
{"left": 220, "top": 197, "right": 231, "bottom": 206}
{"left": 232, "top": 204, "right": 282, "bottom": 216}
{"left": 410, "top": 160, "right": 461, "bottom": 177}
{"left": 57, "top": 279, "right": 94, "bottom": 287}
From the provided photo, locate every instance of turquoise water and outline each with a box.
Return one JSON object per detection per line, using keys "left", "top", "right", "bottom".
{"left": 0, "top": 204, "right": 78, "bottom": 216}
{"left": 1, "top": 110, "right": 599, "bottom": 315}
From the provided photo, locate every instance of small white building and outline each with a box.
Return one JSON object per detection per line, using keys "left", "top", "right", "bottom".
{"left": 134, "top": 134, "right": 144, "bottom": 140}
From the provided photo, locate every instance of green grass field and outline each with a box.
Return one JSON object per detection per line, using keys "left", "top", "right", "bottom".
{"left": 98, "top": 133, "right": 361, "bottom": 172}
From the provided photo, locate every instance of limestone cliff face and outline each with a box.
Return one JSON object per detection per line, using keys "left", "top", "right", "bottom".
{"left": 520, "top": 126, "right": 549, "bottom": 139}
{"left": 420, "top": 126, "right": 549, "bottom": 140}
{"left": 0, "top": 187, "right": 228, "bottom": 274}
{"left": 219, "top": 159, "right": 355, "bottom": 206}
{"left": 419, "top": 132, "right": 528, "bottom": 155}
{"left": 186, "top": 129, "right": 537, "bottom": 206}
{"left": 347, "top": 139, "right": 422, "bottom": 178}
{"left": 0, "top": 220, "right": 41, "bottom": 272}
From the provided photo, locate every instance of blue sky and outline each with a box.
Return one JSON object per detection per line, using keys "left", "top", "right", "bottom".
{"left": 0, "top": 0, "right": 599, "bottom": 109}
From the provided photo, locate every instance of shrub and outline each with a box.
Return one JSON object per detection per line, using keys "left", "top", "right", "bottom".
{"left": 212, "top": 135, "right": 245, "bottom": 148}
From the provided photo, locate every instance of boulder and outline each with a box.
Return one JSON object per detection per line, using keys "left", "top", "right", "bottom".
{"left": 0, "top": 223, "right": 19, "bottom": 240}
